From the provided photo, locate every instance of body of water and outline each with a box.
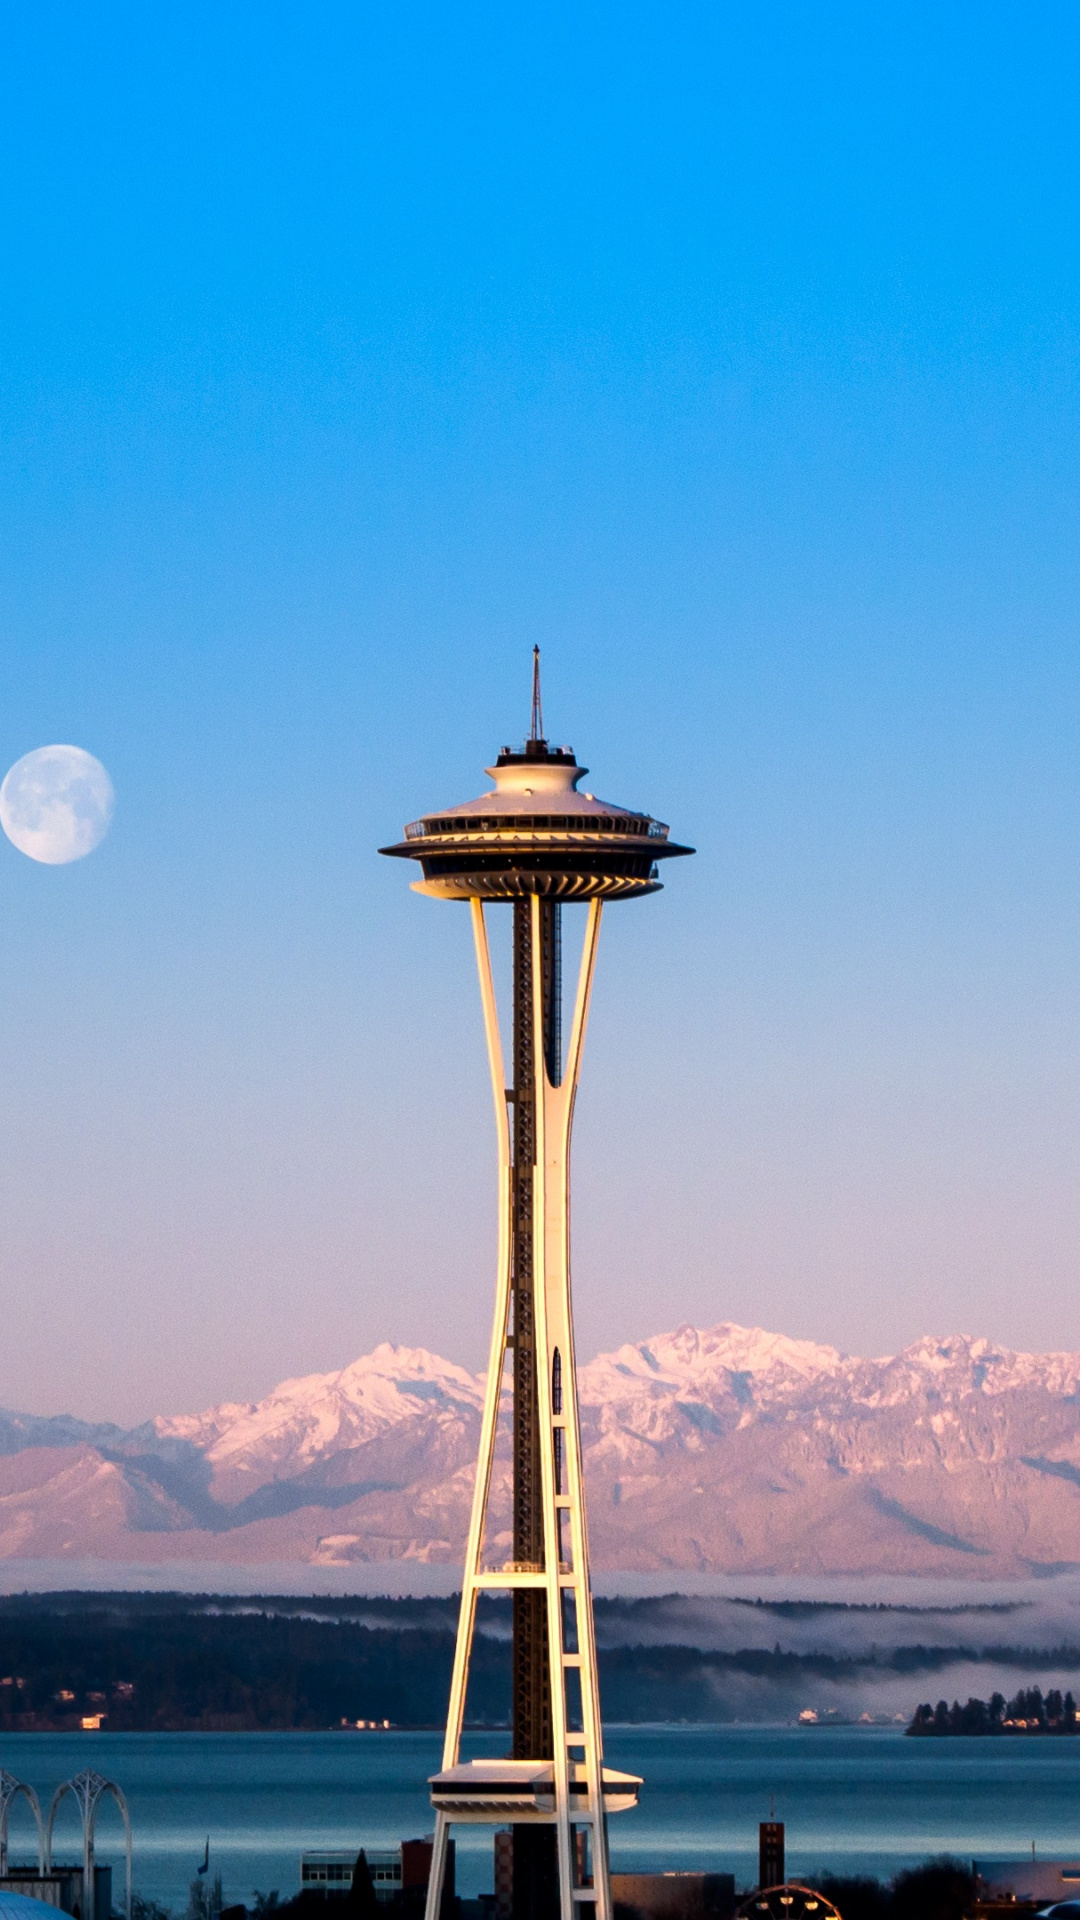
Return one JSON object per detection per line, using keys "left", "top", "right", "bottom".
{"left": 4, "top": 1727, "right": 1080, "bottom": 1907}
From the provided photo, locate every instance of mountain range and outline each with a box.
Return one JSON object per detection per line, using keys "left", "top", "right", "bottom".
{"left": 2, "top": 1323, "right": 1080, "bottom": 1576}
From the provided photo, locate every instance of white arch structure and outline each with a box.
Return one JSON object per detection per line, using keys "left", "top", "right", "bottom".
{"left": 47, "top": 1770, "right": 131, "bottom": 1920}
{"left": 0, "top": 1770, "right": 44, "bottom": 1874}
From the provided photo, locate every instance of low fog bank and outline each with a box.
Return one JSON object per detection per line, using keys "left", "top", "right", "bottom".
{"left": 3, "top": 1569, "right": 1080, "bottom": 1722}
{"left": 591, "top": 1581, "right": 1080, "bottom": 1721}
{"left": 592, "top": 1583, "right": 1080, "bottom": 1655}
{"left": 663, "top": 1660, "right": 1080, "bottom": 1726}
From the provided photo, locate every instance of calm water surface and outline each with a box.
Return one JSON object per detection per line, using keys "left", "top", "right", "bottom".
{"left": 5, "top": 1728, "right": 1080, "bottom": 1905}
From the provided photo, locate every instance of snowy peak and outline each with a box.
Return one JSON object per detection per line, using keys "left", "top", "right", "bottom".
{"left": 583, "top": 1322, "right": 844, "bottom": 1397}
{"left": 156, "top": 1343, "right": 483, "bottom": 1488}
{"left": 842, "top": 1332, "right": 1080, "bottom": 1409}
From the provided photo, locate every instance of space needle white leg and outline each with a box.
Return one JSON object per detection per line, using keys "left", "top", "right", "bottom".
{"left": 555, "top": 901, "right": 611, "bottom": 1920}
{"left": 423, "top": 1814, "right": 452, "bottom": 1920}
{"left": 527, "top": 897, "right": 573, "bottom": 1918}
{"left": 425, "top": 900, "right": 513, "bottom": 1920}
{"left": 530, "top": 900, "right": 609, "bottom": 1918}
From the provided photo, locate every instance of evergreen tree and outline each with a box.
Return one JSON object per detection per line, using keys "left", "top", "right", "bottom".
{"left": 1030, "top": 1687, "right": 1047, "bottom": 1725}
{"left": 345, "top": 1852, "right": 379, "bottom": 1920}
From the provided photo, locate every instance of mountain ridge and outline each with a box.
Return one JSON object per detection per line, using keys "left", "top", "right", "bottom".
{"left": 1, "top": 1323, "right": 1079, "bottom": 1575}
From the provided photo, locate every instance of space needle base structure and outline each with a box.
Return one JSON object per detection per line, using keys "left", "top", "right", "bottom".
{"left": 381, "top": 658, "right": 692, "bottom": 1920}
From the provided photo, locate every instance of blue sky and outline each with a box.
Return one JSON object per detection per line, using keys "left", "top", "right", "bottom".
{"left": 3, "top": 2, "right": 1080, "bottom": 1419}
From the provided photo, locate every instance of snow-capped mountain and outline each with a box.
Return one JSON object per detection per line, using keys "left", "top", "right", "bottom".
{"left": 158, "top": 1344, "right": 484, "bottom": 1501}
{"left": 2, "top": 1324, "right": 1080, "bottom": 1574}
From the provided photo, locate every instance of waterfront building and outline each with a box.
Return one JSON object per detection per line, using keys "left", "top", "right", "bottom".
{"left": 300, "top": 1852, "right": 394, "bottom": 1899}
{"left": 974, "top": 1857, "right": 1080, "bottom": 1904}
{"left": 300, "top": 1844, "right": 454, "bottom": 1909}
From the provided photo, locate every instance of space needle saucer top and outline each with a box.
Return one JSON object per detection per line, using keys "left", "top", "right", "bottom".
{"left": 379, "top": 656, "right": 694, "bottom": 902}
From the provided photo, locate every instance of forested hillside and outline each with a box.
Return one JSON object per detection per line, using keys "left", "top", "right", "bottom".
{"left": 0, "top": 1592, "right": 1075, "bottom": 1729}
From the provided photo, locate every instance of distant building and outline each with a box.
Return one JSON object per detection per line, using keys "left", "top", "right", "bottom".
{"left": 493, "top": 1834, "right": 512, "bottom": 1920}
{"left": 299, "top": 1842, "right": 454, "bottom": 1907}
{"left": 301, "top": 1852, "right": 398, "bottom": 1900}
{"left": 974, "top": 1857, "right": 1080, "bottom": 1903}
{"left": 0, "top": 1874, "right": 79, "bottom": 1915}
{"left": 758, "top": 1824, "right": 784, "bottom": 1890}
{"left": 0, "top": 1866, "right": 112, "bottom": 1917}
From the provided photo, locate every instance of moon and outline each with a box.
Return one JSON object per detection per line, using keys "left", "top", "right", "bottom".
{"left": 0, "top": 745, "right": 115, "bottom": 865}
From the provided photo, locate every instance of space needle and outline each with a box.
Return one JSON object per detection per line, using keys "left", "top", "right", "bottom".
{"left": 380, "top": 655, "right": 693, "bottom": 1920}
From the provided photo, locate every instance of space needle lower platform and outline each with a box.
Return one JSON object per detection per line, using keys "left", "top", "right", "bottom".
{"left": 380, "top": 657, "right": 693, "bottom": 1920}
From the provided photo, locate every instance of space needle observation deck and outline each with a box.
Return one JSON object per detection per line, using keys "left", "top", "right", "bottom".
{"left": 380, "top": 737, "right": 690, "bottom": 903}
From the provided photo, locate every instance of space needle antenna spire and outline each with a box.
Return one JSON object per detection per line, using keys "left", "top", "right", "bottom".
{"left": 380, "top": 672, "right": 693, "bottom": 1920}
{"left": 530, "top": 645, "right": 544, "bottom": 743}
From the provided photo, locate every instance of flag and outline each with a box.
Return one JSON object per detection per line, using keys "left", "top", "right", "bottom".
{"left": 197, "top": 1841, "right": 210, "bottom": 1876}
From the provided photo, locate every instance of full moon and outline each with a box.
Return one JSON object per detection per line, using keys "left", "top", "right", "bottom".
{"left": 0, "top": 745, "right": 115, "bottom": 865}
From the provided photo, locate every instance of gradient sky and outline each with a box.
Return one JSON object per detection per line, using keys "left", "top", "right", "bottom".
{"left": 3, "top": 3, "right": 1080, "bottom": 1421}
